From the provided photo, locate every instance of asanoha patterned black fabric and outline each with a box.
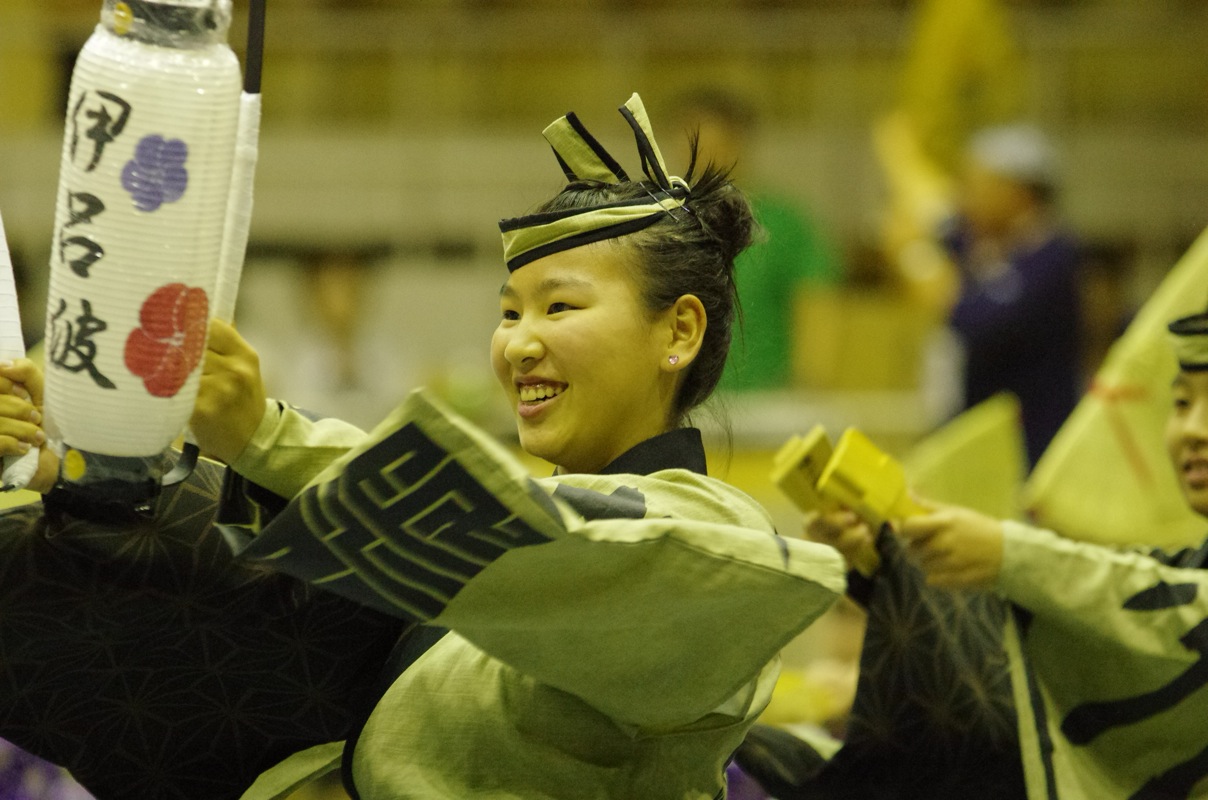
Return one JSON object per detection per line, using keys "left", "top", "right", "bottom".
{"left": 0, "top": 457, "right": 403, "bottom": 800}
{"left": 738, "top": 531, "right": 1025, "bottom": 800}
{"left": 820, "top": 531, "right": 1024, "bottom": 798}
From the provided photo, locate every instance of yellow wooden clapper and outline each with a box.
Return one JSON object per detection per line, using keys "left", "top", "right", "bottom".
{"left": 771, "top": 425, "right": 838, "bottom": 515}
{"left": 816, "top": 428, "right": 928, "bottom": 527}
{"left": 771, "top": 425, "right": 881, "bottom": 577}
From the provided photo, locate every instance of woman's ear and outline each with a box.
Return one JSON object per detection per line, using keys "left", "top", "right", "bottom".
{"left": 663, "top": 294, "right": 706, "bottom": 371}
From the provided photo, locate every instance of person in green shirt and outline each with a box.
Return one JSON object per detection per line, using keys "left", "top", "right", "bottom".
{"left": 672, "top": 87, "right": 845, "bottom": 391}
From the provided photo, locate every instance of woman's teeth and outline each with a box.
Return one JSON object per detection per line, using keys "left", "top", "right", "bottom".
{"left": 519, "top": 384, "right": 563, "bottom": 403}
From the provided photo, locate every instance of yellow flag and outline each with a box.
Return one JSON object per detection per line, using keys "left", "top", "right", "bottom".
{"left": 876, "top": 0, "right": 1024, "bottom": 301}
{"left": 906, "top": 392, "right": 1026, "bottom": 521}
{"left": 1024, "top": 226, "right": 1208, "bottom": 549}
{"left": 898, "top": 0, "right": 1025, "bottom": 173}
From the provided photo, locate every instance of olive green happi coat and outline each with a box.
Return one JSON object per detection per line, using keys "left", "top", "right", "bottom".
{"left": 999, "top": 522, "right": 1208, "bottom": 799}
{"left": 231, "top": 390, "right": 846, "bottom": 799}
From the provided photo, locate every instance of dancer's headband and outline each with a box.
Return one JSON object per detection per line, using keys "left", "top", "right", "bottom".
{"left": 499, "top": 93, "right": 690, "bottom": 272}
{"left": 1169, "top": 310, "right": 1208, "bottom": 371}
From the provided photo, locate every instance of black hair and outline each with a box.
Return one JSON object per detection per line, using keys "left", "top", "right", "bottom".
{"left": 531, "top": 137, "right": 756, "bottom": 424}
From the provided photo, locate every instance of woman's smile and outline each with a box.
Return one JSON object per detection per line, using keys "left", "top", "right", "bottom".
{"left": 516, "top": 380, "right": 567, "bottom": 419}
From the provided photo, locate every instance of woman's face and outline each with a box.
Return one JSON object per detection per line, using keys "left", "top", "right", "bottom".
{"left": 1166, "top": 370, "right": 1208, "bottom": 517}
{"left": 491, "top": 242, "right": 678, "bottom": 474}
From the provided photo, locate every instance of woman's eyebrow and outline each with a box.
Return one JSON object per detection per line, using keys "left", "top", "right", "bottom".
{"left": 500, "top": 276, "right": 594, "bottom": 299}
{"left": 536, "top": 276, "right": 593, "bottom": 294}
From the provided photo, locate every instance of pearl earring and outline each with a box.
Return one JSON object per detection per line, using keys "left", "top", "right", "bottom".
{"left": 668, "top": 355, "right": 680, "bottom": 365}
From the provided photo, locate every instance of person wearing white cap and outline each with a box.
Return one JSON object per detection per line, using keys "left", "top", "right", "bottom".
{"left": 942, "top": 123, "right": 1083, "bottom": 468}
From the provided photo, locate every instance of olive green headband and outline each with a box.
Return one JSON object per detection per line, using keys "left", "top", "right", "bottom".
{"left": 499, "top": 92, "right": 690, "bottom": 272}
{"left": 1169, "top": 311, "right": 1208, "bottom": 371}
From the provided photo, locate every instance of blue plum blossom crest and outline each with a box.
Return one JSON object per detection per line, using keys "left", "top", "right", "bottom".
{"left": 121, "top": 135, "right": 189, "bottom": 212}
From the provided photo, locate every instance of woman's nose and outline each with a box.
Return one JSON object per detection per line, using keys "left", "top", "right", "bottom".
{"left": 503, "top": 321, "right": 544, "bottom": 367}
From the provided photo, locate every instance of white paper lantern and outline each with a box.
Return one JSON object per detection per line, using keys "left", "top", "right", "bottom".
{"left": 44, "top": 0, "right": 240, "bottom": 469}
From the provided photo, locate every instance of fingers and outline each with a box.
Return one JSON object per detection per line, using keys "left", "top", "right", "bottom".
{"left": 896, "top": 511, "right": 947, "bottom": 546}
{"left": 896, "top": 494, "right": 960, "bottom": 540}
{"left": 834, "top": 524, "right": 875, "bottom": 560}
{"left": 196, "top": 328, "right": 261, "bottom": 414}
{"left": 191, "top": 325, "right": 267, "bottom": 465}
{"left": 0, "top": 359, "right": 44, "bottom": 406}
{"left": 202, "top": 318, "right": 251, "bottom": 360}
{"left": 0, "top": 359, "right": 50, "bottom": 493}
{"left": 200, "top": 325, "right": 261, "bottom": 388}
{"left": 803, "top": 509, "right": 876, "bottom": 572}
{"left": 0, "top": 422, "right": 45, "bottom": 457}
{"left": 904, "top": 528, "right": 951, "bottom": 571}
{"left": 0, "top": 362, "right": 46, "bottom": 458}
{"left": 899, "top": 510, "right": 963, "bottom": 569}
{"left": 27, "top": 446, "right": 61, "bottom": 494}
{"left": 803, "top": 508, "right": 861, "bottom": 545}
{"left": 195, "top": 353, "right": 261, "bottom": 415}
{"left": 895, "top": 505, "right": 1005, "bottom": 591}
{"left": 0, "top": 380, "right": 31, "bottom": 403}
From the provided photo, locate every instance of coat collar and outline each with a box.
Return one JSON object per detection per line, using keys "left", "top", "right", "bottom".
{"left": 596, "top": 428, "right": 707, "bottom": 477}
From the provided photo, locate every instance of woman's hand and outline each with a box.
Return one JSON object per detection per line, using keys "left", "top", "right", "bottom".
{"left": 803, "top": 508, "right": 877, "bottom": 574}
{"left": 0, "top": 359, "right": 60, "bottom": 493}
{"left": 189, "top": 319, "right": 267, "bottom": 464}
{"left": 896, "top": 498, "right": 1005, "bottom": 590}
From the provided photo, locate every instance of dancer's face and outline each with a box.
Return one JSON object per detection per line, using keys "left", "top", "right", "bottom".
{"left": 1167, "top": 369, "right": 1208, "bottom": 517}
{"left": 491, "top": 242, "right": 681, "bottom": 474}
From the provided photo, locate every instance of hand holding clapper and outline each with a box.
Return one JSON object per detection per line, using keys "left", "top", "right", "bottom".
{"left": 772, "top": 426, "right": 927, "bottom": 576}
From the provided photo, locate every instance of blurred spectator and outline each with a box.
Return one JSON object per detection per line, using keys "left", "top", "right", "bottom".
{"left": 302, "top": 247, "right": 375, "bottom": 390}
{"left": 671, "top": 87, "right": 845, "bottom": 392}
{"left": 937, "top": 124, "right": 1083, "bottom": 467}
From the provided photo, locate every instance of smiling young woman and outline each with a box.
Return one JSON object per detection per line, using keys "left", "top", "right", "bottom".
{"left": 223, "top": 94, "right": 846, "bottom": 800}
{"left": 492, "top": 242, "right": 699, "bottom": 474}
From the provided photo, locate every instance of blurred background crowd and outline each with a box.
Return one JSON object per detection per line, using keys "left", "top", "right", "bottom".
{"left": 2, "top": 0, "right": 1208, "bottom": 796}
